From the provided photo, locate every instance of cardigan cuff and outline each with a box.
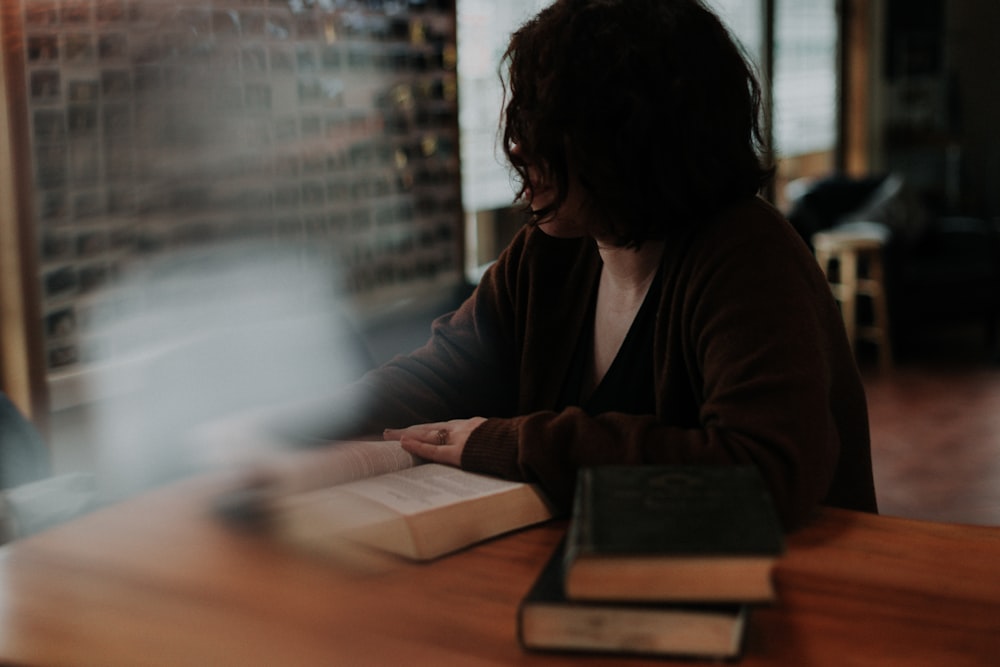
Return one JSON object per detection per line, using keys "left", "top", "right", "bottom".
{"left": 460, "top": 418, "right": 523, "bottom": 481}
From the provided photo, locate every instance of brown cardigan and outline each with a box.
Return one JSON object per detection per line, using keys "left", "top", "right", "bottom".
{"left": 338, "top": 197, "right": 878, "bottom": 529}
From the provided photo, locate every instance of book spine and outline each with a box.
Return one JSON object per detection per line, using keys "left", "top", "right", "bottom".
{"left": 563, "top": 469, "right": 593, "bottom": 571}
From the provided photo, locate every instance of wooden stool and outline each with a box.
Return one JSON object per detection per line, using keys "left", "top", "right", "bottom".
{"left": 812, "top": 223, "right": 893, "bottom": 372}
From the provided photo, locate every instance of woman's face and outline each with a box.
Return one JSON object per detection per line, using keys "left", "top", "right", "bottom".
{"left": 513, "top": 143, "right": 593, "bottom": 239}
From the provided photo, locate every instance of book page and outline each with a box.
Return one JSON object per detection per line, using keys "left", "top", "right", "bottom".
{"left": 248, "top": 440, "right": 420, "bottom": 495}
{"left": 341, "top": 464, "right": 526, "bottom": 515}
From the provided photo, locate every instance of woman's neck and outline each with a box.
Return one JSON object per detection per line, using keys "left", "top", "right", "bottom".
{"left": 595, "top": 239, "right": 665, "bottom": 298}
{"left": 583, "top": 238, "right": 665, "bottom": 399}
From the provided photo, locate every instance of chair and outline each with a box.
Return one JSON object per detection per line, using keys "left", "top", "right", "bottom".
{"left": 788, "top": 173, "right": 1000, "bottom": 361}
{"left": 0, "top": 392, "right": 50, "bottom": 489}
{"left": 812, "top": 223, "right": 893, "bottom": 372}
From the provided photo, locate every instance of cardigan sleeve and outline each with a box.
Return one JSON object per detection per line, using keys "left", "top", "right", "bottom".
{"left": 318, "top": 228, "right": 531, "bottom": 438}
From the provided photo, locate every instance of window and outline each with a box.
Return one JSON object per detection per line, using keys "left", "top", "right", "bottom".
{"left": 455, "top": 0, "right": 547, "bottom": 279}
{"left": 710, "top": 0, "right": 840, "bottom": 207}
{"left": 774, "top": 0, "right": 838, "bottom": 158}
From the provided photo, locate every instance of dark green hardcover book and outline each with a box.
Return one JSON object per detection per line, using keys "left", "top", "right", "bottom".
{"left": 564, "top": 465, "right": 784, "bottom": 603}
{"left": 518, "top": 538, "right": 748, "bottom": 659}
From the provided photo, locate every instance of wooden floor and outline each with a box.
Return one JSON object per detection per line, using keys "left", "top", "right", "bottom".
{"left": 862, "top": 328, "right": 1000, "bottom": 526}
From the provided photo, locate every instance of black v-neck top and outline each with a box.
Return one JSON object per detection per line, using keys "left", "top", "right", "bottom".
{"left": 557, "top": 267, "right": 661, "bottom": 415}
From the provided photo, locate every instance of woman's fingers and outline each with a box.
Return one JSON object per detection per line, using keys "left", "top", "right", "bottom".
{"left": 399, "top": 436, "right": 462, "bottom": 466}
{"left": 383, "top": 424, "right": 449, "bottom": 445}
{"left": 383, "top": 418, "right": 485, "bottom": 468}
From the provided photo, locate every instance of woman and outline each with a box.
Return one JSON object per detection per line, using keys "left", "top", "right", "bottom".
{"left": 324, "top": 0, "right": 877, "bottom": 528}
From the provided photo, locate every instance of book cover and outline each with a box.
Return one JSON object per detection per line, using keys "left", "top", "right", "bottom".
{"left": 564, "top": 465, "right": 784, "bottom": 602}
{"left": 519, "top": 538, "right": 748, "bottom": 659}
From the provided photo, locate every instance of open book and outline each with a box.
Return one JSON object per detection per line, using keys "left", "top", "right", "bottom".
{"left": 213, "top": 439, "right": 555, "bottom": 562}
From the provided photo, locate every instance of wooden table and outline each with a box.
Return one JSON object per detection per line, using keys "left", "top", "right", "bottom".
{"left": 1, "top": 474, "right": 998, "bottom": 667}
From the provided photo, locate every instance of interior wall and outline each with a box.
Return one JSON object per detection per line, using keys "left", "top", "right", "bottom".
{"left": 873, "top": 0, "right": 998, "bottom": 217}
{"left": 946, "top": 1, "right": 1000, "bottom": 218}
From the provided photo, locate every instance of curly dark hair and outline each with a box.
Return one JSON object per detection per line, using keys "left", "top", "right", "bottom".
{"left": 501, "top": 0, "right": 774, "bottom": 246}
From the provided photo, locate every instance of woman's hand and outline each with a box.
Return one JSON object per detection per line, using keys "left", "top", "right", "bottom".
{"left": 384, "top": 417, "right": 488, "bottom": 468}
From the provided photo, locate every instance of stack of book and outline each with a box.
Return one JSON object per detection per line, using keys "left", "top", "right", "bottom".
{"left": 517, "top": 465, "right": 785, "bottom": 660}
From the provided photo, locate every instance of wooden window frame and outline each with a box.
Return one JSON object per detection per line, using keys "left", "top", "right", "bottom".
{"left": 1, "top": 0, "right": 49, "bottom": 435}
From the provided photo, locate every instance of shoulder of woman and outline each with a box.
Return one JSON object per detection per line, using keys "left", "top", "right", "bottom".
{"left": 685, "top": 196, "right": 803, "bottom": 252}
{"left": 713, "top": 195, "right": 787, "bottom": 231}
{"left": 664, "top": 197, "right": 817, "bottom": 288}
